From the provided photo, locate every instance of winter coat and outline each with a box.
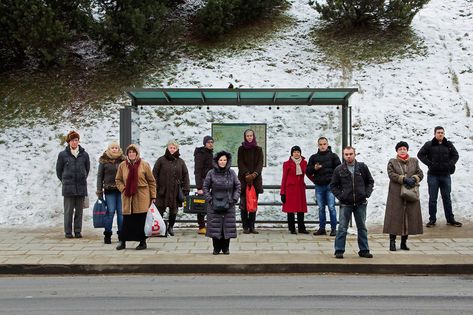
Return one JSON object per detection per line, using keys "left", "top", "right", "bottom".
{"left": 237, "top": 145, "right": 264, "bottom": 194}
{"left": 330, "top": 161, "right": 374, "bottom": 206}
{"left": 115, "top": 157, "right": 157, "bottom": 215}
{"left": 203, "top": 154, "right": 241, "bottom": 239}
{"left": 56, "top": 145, "right": 90, "bottom": 197}
{"left": 194, "top": 146, "right": 213, "bottom": 190}
{"left": 383, "top": 157, "right": 424, "bottom": 235}
{"left": 152, "top": 150, "right": 190, "bottom": 211}
{"left": 96, "top": 152, "right": 125, "bottom": 193}
{"left": 280, "top": 157, "right": 308, "bottom": 213}
{"left": 417, "top": 137, "right": 459, "bottom": 176}
{"left": 306, "top": 147, "right": 341, "bottom": 185}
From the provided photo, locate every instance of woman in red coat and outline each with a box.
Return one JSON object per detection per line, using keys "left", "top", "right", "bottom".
{"left": 280, "top": 146, "right": 309, "bottom": 234}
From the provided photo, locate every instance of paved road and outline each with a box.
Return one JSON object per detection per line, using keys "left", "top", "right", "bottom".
{"left": 1, "top": 275, "right": 473, "bottom": 314}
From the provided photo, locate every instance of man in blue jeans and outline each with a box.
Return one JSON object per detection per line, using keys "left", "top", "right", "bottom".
{"left": 417, "top": 126, "right": 461, "bottom": 227}
{"left": 307, "top": 137, "right": 341, "bottom": 236}
{"left": 330, "top": 146, "right": 374, "bottom": 259}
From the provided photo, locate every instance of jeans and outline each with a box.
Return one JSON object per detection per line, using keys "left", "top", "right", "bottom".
{"left": 427, "top": 174, "right": 454, "bottom": 223}
{"left": 104, "top": 190, "right": 123, "bottom": 233}
{"left": 334, "top": 203, "right": 369, "bottom": 254}
{"left": 315, "top": 184, "right": 337, "bottom": 229}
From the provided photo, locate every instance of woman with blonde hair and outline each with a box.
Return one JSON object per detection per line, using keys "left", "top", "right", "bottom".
{"left": 96, "top": 140, "right": 126, "bottom": 244}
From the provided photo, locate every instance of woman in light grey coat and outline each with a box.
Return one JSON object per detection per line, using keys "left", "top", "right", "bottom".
{"left": 203, "top": 151, "right": 241, "bottom": 255}
{"left": 383, "top": 141, "right": 424, "bottom": 251}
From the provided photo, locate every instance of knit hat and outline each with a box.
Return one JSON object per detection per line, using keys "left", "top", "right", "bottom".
{"left": 203, "top": 135, "right": 214, "bottom": 145}
{"left": 291, "top": 145, "right": 301, "bottom": 155}
{"left": 66, "top": 130, "right": 80, "bottom": 143}
{"left": 395, "top": 141, "right": 409, "bottom": 151}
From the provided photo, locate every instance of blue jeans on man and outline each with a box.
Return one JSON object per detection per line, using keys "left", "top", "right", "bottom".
{"left": 334, "top": 203, "right": 369, "bottom": 255}
{"left": 427, "top": 174, "right": 453, "bottom": 223}
{"left": 104, "top": 190, "right": 123, "bottom": 233}
{"left": 315, "top": 184, "right": 337, "bottom": 230}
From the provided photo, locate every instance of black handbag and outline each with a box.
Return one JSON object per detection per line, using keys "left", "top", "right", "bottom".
{"left": 212, "top": 191, "right": 230, "bottom": 213}
{"left": 177, "top": 184, "right": 185, "bottom": 203}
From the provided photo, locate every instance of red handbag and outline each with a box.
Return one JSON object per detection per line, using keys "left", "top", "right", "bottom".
{"left": 246, "top": 185, "right": 258, "bottom": 213}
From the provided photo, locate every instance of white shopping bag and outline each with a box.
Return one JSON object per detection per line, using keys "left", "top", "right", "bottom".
{"left": 144, "top": 203, "right": 166, "bottom": 237}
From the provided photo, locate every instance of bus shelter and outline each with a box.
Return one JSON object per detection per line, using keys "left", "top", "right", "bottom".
{"left": 121, "top": 88, "right": 358, "bottom": 151}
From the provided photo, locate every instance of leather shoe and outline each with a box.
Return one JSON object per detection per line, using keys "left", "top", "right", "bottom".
{"left": 65, "top": 234, "right": 73, "bottom": 239}
{"left": 222, "top": 249, "right": 230, "bottom": 255}
{"left": 329, "top": 230, "right": 337, "bottom": 236}
{"left": 213, "top": 250, "right": 220, "bottom": 255}
{"left": 298, "top": 230, "right": 309, "bottom": 234}
{"left": 136, "top": 241, "right": 147, "bottom": 250}
{"left": 359, "top": 251, "right": 373, "bottom": 258}
{"left": 116, "top": 241, "right": 126, "bottom": 250}
{"left": 290, "top": 230, "right": 297, "bottom": 235}
{"left": 447, "top": 220, "right": 462, "bottom": 227}
{"left": 167, "top": 227, "right": 174, "bottom": 236}
{"left": 426, "top": 220, "right": 436, "bottom": 227}
{"left": 250, "top": 229, "right": 259, "bottom": 234}
{"left": 313, "top": 229, "right": 326, "bottom": 236}
{"left": 335, "top": 252, "right": 344, "bottom": 259}
{"left": 243, "top": 228, "right": 250, "bottom": 234}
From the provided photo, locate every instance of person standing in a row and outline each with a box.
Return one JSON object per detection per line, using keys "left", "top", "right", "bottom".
{"left": 153, "top": 140, "right": 190, "bottom": 236}
{"left": 115, "top": 144, "right": 156, "bottom": 250}
{"left": 96, "top": 140, "right": 125, "bottom": 244}
{"left": 280, "top": 146, "right": 309, "bottom": 234}
{"left": 203, "top": 151, "right": 241, "bottom": 255}
{"left": 194, "top": 135, "right": 214, "bottom": 235}
{"left": 56, "top": 131, "right": 90, "bottom": 239}
{"left": 238, "top": 129, "right": 264, "bottom": 234}
{"left": 383, "top": 141, "right": 423, "bottom": 251}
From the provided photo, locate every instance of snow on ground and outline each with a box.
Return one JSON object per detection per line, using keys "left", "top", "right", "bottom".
{"left": 0, "top": 0, "right": 472, "bottom": 227}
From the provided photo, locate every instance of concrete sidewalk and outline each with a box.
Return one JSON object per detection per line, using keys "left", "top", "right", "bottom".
{"left": 1, "top": 223, "right": 473, "bottom": 275}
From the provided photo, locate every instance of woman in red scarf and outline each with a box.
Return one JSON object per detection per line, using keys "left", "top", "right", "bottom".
{"left": 383, "top": 141, "right": 424, "bottom": 251}
{"left": 115, "top": 144, "right": 156, "bottom": 250}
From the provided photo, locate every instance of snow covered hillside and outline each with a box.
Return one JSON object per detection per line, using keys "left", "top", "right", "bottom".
{"left": 1, "top": 0, "right": 472, "bottom": 227}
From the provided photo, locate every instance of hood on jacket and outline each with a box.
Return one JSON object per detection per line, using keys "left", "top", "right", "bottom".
{"left": 125, "top": 144, "right": 141, "bottom": 161}
{"left": 213, "top": 151, "right": 232, "bottom": 171}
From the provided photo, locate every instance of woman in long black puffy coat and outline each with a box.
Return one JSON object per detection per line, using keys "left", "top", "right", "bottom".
{"left": 203, "top": 151, "right": 241, "bottom": 255}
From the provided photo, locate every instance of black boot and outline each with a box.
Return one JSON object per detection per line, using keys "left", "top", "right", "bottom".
{"left": 249, "top": 212, "right": 258, "bottom": 234}
{"left": 168, "top": 213, "right": 176, "bottom": 236}
{"left": 136, "top": 240, "right": 147, "bottom": 250}
{"left": 103, "top": 231, "right": 112, "bottom": 244}
{"left": 116, "top": 241, "right": 126, "bottom": 250}
{"left": 401, "top": 235, "right": 410, "bottom": 250}
{"left": 389, "top": 234, "right": 396, "bottom": 251}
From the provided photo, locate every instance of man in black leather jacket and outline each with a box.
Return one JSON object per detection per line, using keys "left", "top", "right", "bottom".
{"left": 417, "top": 126, "right": 461, "bottom": 227}
{"left": 330, "top": 146, "right": 374, "bottom": 259}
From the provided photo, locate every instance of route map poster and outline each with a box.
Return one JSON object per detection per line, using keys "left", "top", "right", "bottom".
{"left": 211, "top": 123, "right": 267, "bottom": 167}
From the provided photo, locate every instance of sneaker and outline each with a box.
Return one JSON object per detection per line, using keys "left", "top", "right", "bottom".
{"left": 198, "top": 227, "right": 206, "bottom": 235}
{"left": 359, "top": 251, "right": 373, "bottom": 258}
{"left": 313, "top": 229, "right": 326, "bottom": 236}
{"left": 426, "top": 221, "right": 436, "bottom": 228}
{"left": 329, "top": 230, "right": 337, "bottom": 236}
{"left": 335, "top": 252, "right": 344, "bottom": 259}
{"left": 447, "top": 220, "right": 462, "bottom": 227}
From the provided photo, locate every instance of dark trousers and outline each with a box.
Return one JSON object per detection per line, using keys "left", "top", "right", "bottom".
{"left": 427, "top": 174, "right": 454, "bottom": 222}
{"left": 197, "top": 213, "right": 206, "bottom": 229}
{"left": 240, "top": 193, "right": 258, "bottom": 230}
{"left": 212, "top": 237, "right": 230, "bottom": 253}
{"left": 287, "top": 212, "right": 306, "bottom": 232}
{"left": 63, "top": 196, "right": 84, "bottom": 235}
{"left": 158, "top": 207, "right": 177, "bottom": 229}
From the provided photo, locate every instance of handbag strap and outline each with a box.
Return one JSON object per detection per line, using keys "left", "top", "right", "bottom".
{"left": 396, "top": 161, "right": 406, "bottom": 175}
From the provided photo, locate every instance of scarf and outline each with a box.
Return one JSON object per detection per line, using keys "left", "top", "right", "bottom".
{"left": 124, "top": 158, "right": 141, "bottom": 197}
{"left": 291, "top": 156, "right": 303, "bottom": 175}
{"left": 165, "top": 148, "right": 180, "bottom": 161}
{"left": 397, "top": 154, "right": 409, "bottom": 161}
{"left": 242, "top": 139, "right": 257, "bottom": 149}
{"left": 106, "top": 148, "right": 124, "bottom": 160}
{"left": 70, "top": 147, "right": 79, "bottom": 158}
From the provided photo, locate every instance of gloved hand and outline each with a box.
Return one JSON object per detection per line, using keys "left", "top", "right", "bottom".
{"left": 403, "top": 177, "right": 416, "bottom": 188}
{"left": 281, "top": 194, "right": 286, "bottom": 204}
{"left": 245, "top": 174, "right": 253, "bottom": 185}
{"left": 96, "top": 191, "right": 104, "bottom": 200}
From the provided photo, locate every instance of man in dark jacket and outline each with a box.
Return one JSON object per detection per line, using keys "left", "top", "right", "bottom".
{"left": 330, "top": 146, "right": 374, "bottom": 259}
{"left": 417, "top": 126, "right": 461, "bottom": 227}
{"left": 194, "top": 135, "right": 214, "bottom": 234}
{"left": 307, "top": 137, "right": 341, "bottom": 236}
{"left": 56, "top": 131, "right": 90, "bottom": 239}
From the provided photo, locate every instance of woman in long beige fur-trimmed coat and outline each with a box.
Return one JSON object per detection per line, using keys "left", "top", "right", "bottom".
{"left": 383, "top": 141, "right": 423, "bottom": 252}
{"left": 115, "top": 144, "right": 156, "bottom": 251}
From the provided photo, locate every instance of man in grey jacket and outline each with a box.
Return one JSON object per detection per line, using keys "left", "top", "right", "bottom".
{"left": 56, "top": 131, "right": 90, "bottom": 238}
